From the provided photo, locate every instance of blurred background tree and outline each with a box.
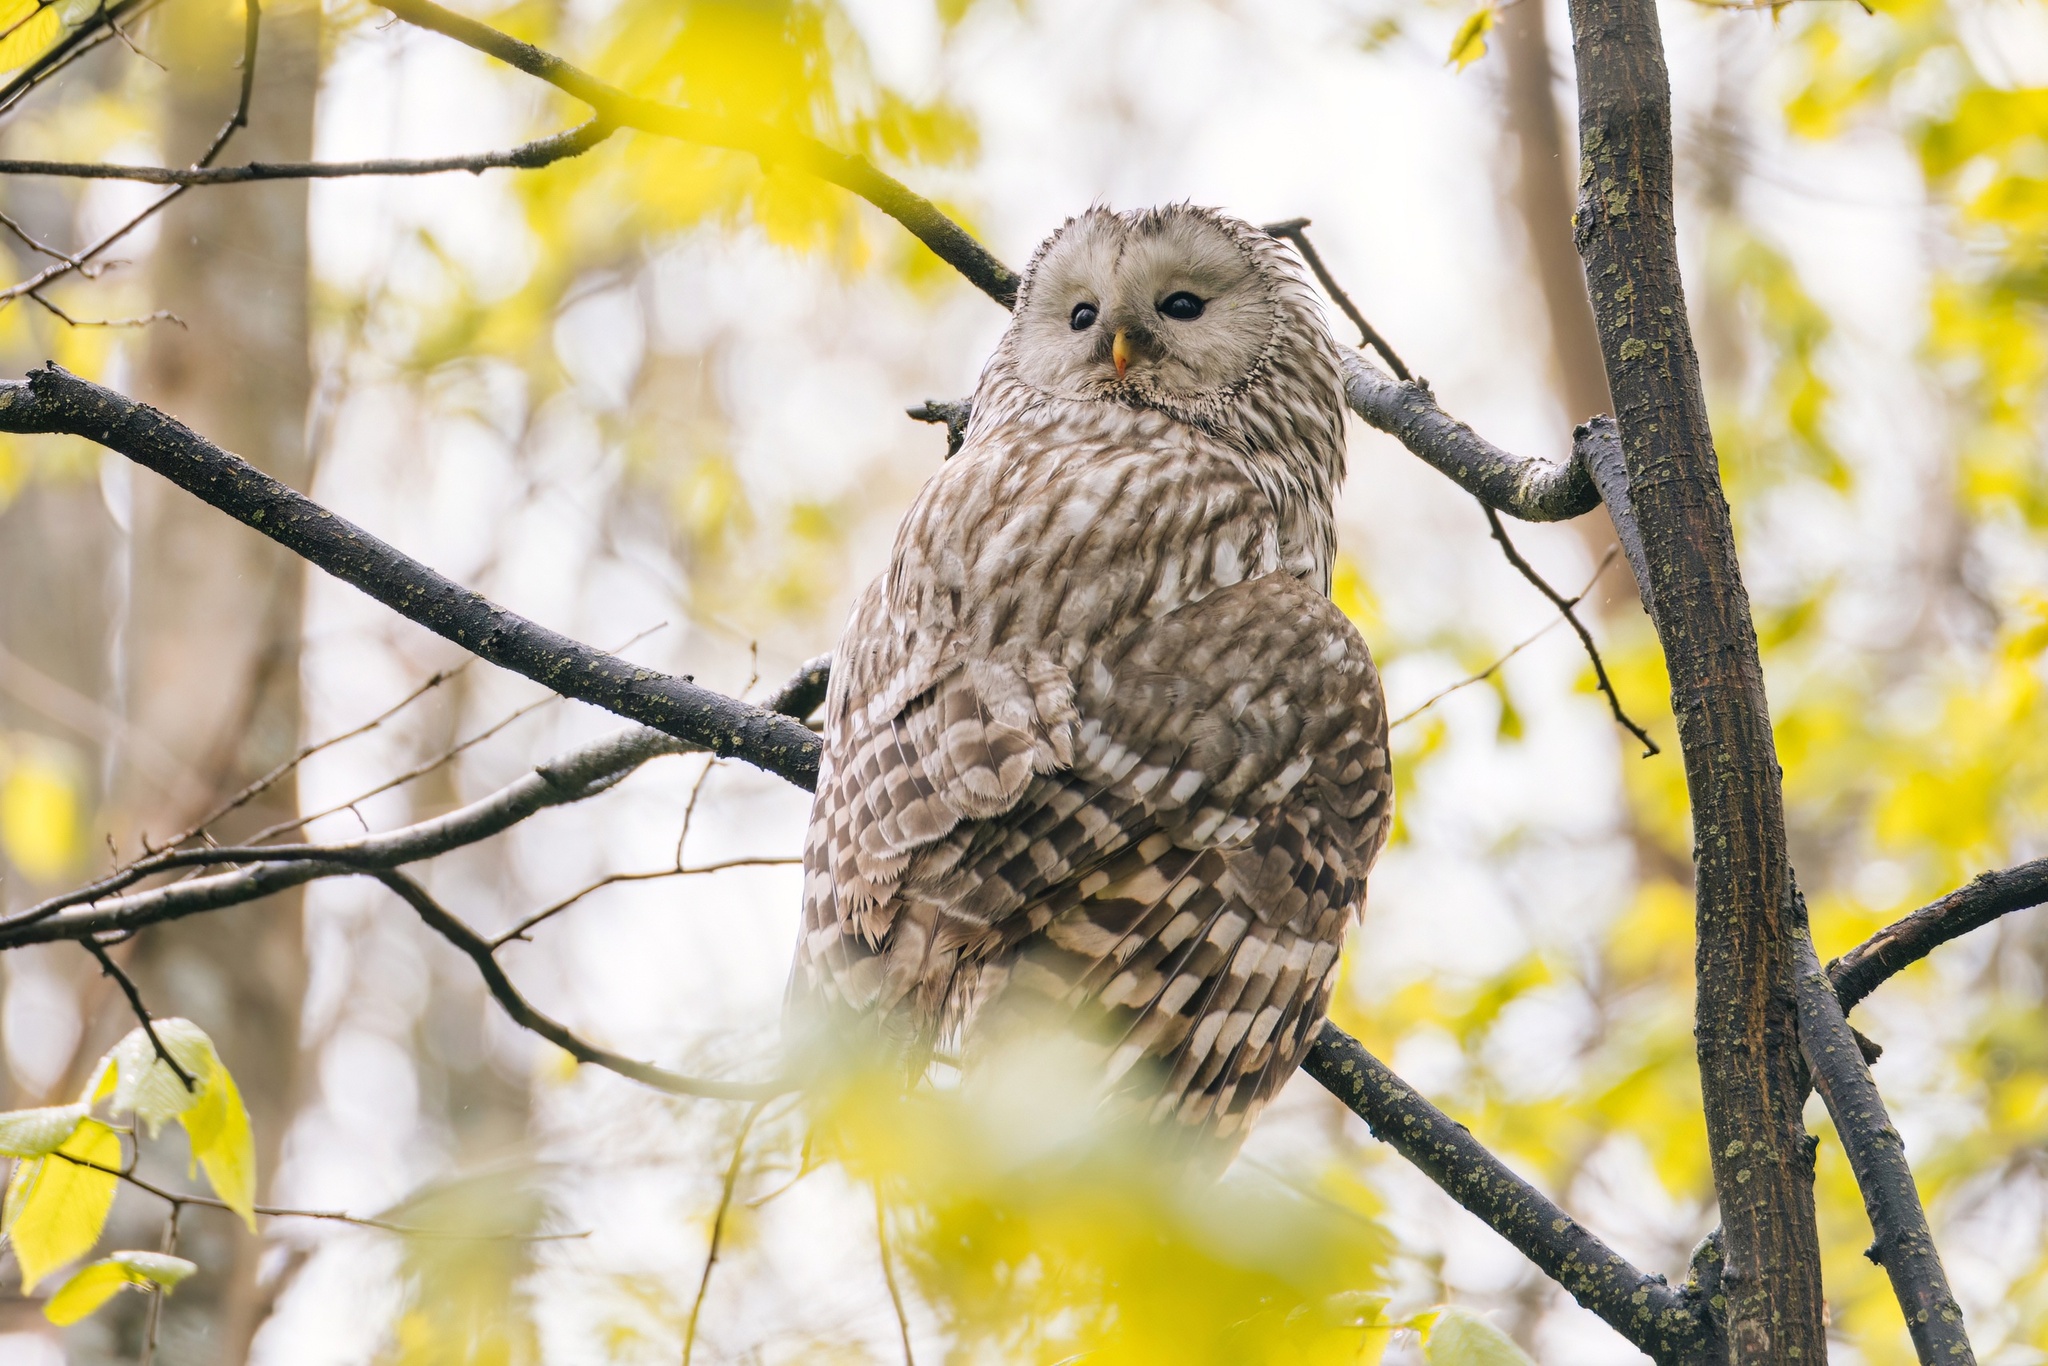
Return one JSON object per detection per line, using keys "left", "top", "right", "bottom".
{"left": 0, "top": 0, "right": 2043, "bottom": 1362}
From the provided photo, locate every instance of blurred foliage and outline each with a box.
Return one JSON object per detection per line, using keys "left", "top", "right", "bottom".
{"left": 0, "top": 733, "right": 85, "bottom": 883}
{"left": 0, "top": 0, "right": 2045, "bottom": 1358}
{"left": 817, "top": 1037, "right": 1441, "bottom": 1364}
{"left": 378, "top": 1170, "right": 548, "bottom": 1366}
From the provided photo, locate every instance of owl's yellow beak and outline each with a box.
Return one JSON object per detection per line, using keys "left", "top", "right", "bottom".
{"left": 1112, "top": 329, "right": 1131, "bottom": 379}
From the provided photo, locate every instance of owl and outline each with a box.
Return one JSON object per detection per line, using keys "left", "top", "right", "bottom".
{"left": 791, "top": 205, "right": 1391, "bottom": 1152}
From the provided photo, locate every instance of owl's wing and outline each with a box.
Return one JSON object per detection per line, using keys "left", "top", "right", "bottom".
{"left": 800, "top": 432, "right": 1287, "bottom": 969}
{"left": 799, "top": 566, "right": 1390, "bottom": 1144}
{"left": 946, "top": 571, "right": 1390, "bottom": 1143}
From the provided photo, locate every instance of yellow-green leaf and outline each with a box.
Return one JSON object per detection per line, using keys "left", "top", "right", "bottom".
{"left": 181, "top": 1057, "right": 255, "bottom": 1230}
{"left": 0, "top": 1104, "right": 86, "bottom": 1158}
{"left": 99, "top": 1020, "right": 257, "bottom": 1226}
{"left": 1446, "top": 5, "right": 1496, "bottom": 71}
{"left": 42, "top": 1250, "right": 196, "bottom": 1326}
{"left": 2, "top": 1117, "right": 120, "bottom": 1290}
{"left": 1423, "top": 1306, "right": 1538, "bottom": 1365}
{"left": 108, "top": 1019, "right": 215, "bottom": 1136}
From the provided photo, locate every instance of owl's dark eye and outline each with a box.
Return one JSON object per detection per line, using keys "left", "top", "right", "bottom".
{"left": 1159, "top": 291, "right": 1205, "bottom": 321}
{"left": 1070, "top": 302, "right": 1098, "bottom": 331}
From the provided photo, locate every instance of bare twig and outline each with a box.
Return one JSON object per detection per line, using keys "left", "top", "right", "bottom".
{"left": 0, "top": 120, "right": 615, "bottom": 185}
{"left": 12, "top": 653, "right": 829, "bottom": 948}
{"left": 1481, "top": 505, "right": 1658, "bottom": 756}
{"left": 1261, "top": 218, "right": 1412, "bottom": 382}
{"left": 238, "top": 690, "right": 558, "bottom": 847}
{"left": 57, "top": 1150, "right": 587, "bottom": 1239}
{"left": 371, "top": 870, "right": 785, "bottom": 1101}
{"left": 82, "top": 939, "right": 196, "bottom": 1090}
{"left": 162, "top": 665, "right": 470, "bottom": 854}
{"left": 28, "top": 288, "right": 183, "bottom": 329}
{"left": 682, "top": 1099, "right": 769, "bottom": 1366}
{"left": 138, "top": 1201, "right": 178, "bottom": 1366}
{"left": 491, "top": 857, "right": 798, "bottom": 948}
{"left": 0, "top": 208, "right": 68, "bottom": 261}
{"left": 1389, "top": 548, "right": 1616, "bottom": 728}
{"left": 0, "top": 725, "right": 699, "bottom": 945}
{"left": 1301, "top": 1023, "right": 1714, "bottom": 1362}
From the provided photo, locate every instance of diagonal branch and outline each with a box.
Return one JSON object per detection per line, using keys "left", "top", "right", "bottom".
{"left": 1829, "top": 856, "right": 2048, "bottom": 1012}
{"left": 1302, "top": 1024, "right": 1715, "bottom": 1363}
{"left": 0, "top": 365, "right": 823, "bottom": 789}
{"left": 377, "top": 0, "right": 1020, "bottom": 309}
{"left": 1482, "top": 504, "right": 1658, "bottom": 756}
{"left": 82, "top": 939, "right": 197, "bottom": 1090}
{"left": 1793, "top": 927, "right": 1968, "bottom": 1365}
{"left": 1341, "top": 349, "right": 1602, "bottom": 522}
{"left": 1261, "top": 218, "right": 1412, "bottom": 382}
{"left": 370, "top": 869, "right": 785, "bottom": 1101}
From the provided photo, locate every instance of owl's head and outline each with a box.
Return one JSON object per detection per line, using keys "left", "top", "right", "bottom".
{"left": 977, "top": 205, "right": 1346, "bottom": 482}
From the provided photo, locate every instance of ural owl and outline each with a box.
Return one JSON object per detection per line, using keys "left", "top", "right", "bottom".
{"left": 793, "top": 205, "right": 1390, "bottom": 1151}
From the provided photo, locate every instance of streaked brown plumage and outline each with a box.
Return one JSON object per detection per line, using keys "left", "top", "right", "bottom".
{"left": 792, "top": 205, "right": 1390, "bottom": 1151}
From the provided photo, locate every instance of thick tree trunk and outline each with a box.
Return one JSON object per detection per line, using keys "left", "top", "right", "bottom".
{"left": 1564, "top": 2, "right": 1827, "bottom": 1362}
{"left": 111, "top": 3, "right": 321, "bottom": 1359}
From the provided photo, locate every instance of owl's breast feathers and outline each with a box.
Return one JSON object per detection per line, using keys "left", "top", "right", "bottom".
{"left": 796, "top": 413, "right": 1391, "bottom": 1146}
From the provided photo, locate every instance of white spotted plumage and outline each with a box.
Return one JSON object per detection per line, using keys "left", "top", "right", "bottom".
{"left": 791, "top": 205, "right": 1391, "bottom": 1154}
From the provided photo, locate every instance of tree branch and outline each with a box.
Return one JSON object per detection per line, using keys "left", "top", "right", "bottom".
{"left": 1340, "top": 349, "right": 1603, "bottom": 522}
{"left": 82, "top": 940, "right": 197, "bottom": 1090}
{"left": 1829, "top": 857, "right": 2048, "bottom": 1013}
{"left": 1261, "top": 218, "right": 1413, "bottom": 382}
{"left": 0, "top": 0, "right": 165, "bottom": 121}
{"left": 1481, "top": 504, "right": 1658, "bottom": 755}
{"left": 60, "top": 1150, "right": 586, "bottom": 1240}
{"left": 1565, "top": 0, "right": 1831, "bottom": 1354}
{"left": 1793, "top": 928, "right": 1969, "bottom": 1366}
{"left": 0, "top": 365, "right": 822, "bottom": 788}
{"left": 369, "top": 869, "right": 784, "bottom": 1101}
{"left": 377, "top": 0, "right": 1020, "bottom": 309}
{"left": 1302, "top": 1024, "right": 1716, "bottom": 1364}
{"left": 0, "top": 120, "right": 614, "bottom": 184}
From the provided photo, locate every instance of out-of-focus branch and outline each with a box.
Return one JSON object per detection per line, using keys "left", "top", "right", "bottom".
{"left": 0, "top": 0, "right": 165, "bottom": 120}
{"left": 1, "top": 723, "right": 701, "bottom": 945}
{"left": 1829, "top": 856, "right": 2048, "bottom": 1012}
{"left": 0, "top": 120, "right": 614, "bottom": 184}
{"left": 377, "top": 0, "right": 1021, "bottom": 309}
{"left": 0, "top": 0, "right": 257, "bottom": 309}
{"left": 61, "top": 1150, "right": 586, "bottom": 1240}
{"left": 1793, "top": 929, "right": 1970, "bottom": 1365}
{"left": 0, "top": 366, "right": 823, "bottom": 788}
{"left": 1301, "top": 1023, "right": 1716, "bottom": 1364}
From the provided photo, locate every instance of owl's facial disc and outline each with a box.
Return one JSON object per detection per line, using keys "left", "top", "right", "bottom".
{"left": 1010, "top": 209, "right": 1275, "bottom": 406}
